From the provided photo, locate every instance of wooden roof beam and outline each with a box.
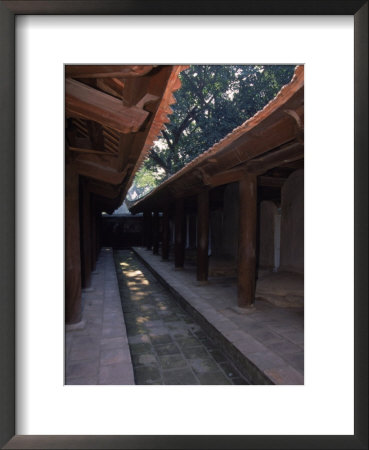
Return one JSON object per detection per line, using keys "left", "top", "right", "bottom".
{"left": 75, "top": 159, "right": 129, "bottom": 185}
{"left": 102, "top": 131, "right": 119, "bottom": 145}
{"left": 199, "top": 165, "right": 248, "bottom": 188}
{"left": 128, "top": 141, "right": 303, "bottom": 212}
{"left": 66, "top": 79, "right": 150, "bottom": 134}
{"left": 72, "top": 120, "right": 88, "bottom": 136}
{"left": 69, "top": 136, "right": 91, "bottom": 149}
{"left": 104, "top": 142, "right": 119, "bottom": 154}
{"left": 69, "top": 147, "right": 118, "bottom": 157}
{"left": 86, "top": 180, "right": 122, "bottom": 200}
{"left": 104, "top": 127, "right": 121, "bottom": 140}
{"left": 65, "top": 65, "right": 156, "bottom": 79}
{"left": 247, "top": 141, "right": 304, "bottom": 175}
{"left": 86, "top": 120, "right": 105, "bottom": 149}
{"left": 258, "top": 176, "right": 287, "bottom": 187}
{"left": 96, "top": 78, "right": 125, "bottom": 98}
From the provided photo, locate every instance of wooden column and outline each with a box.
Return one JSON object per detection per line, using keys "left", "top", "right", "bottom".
{"left": 65, "top": 165, "right": 82, "bottom": 324}
{"left": 96, "top": 211, "right": 101, "bottom": 258}
{"left": 174, "top": 198, "right": 185, "bottom": 268}
{"left": 146, "top": 211, "right": 153, "bottom": 250}
{"left": 80, "top": 182, "right": 92, "bottom": 288}
{"left": 152, "top": 211, "right": 160, "bottom": 255}
{"left": 189, "top": 214, "right": 197, "bottom": 249}
{"left": 143, "top": 211, "right": 150, "bottom": 247}
{"left": 197, "top": 190, "right": 209, "bottom": 281}
{"left": 238, "top": 173, "right": 257, "bottom": 307}
{"left": 162, "top": 207, "right": 170, "bottom": 260}
{"left": 90, "top": 199, "right": 97, "bottom": 272}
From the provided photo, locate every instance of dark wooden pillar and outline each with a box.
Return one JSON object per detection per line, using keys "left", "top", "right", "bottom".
{"left": 96, "top": 211, "right": 101, "bottom": 257}
{"left": 152, "top": 211, "right": 160, "bottom": 255}
{"left": 197, "top": 190, "right": 209, "bottom": 281}
{"left": 238, "top": 173, "right": 257, "bottom": 307}
{"left": 65, "top": 165, "right": 82, "bottom": 324}
{"left": 146, "top": 211, "right": 153, "bottom": 250}
{"left": 162, "top": 207, "right": 170, "bottom": 260}
{"left": 90, "top": 199, "right": 97, "bottom": 272}
{"left": 189, "top": 214, "right": 197, "bottom": 249}
{"left": 143, "top": 211, "right": 150, "bottom": 247}
{"left": 80, "top": 182, "right": 92, "bottom": 288}
{"left": 174, "top": 198, "right": 185, "bottom": 268}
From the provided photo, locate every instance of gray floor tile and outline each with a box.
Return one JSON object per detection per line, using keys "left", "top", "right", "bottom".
{"left": 100, "top": 348, "right": 127, "bottom": 366}
{"left": 114, "top": 250, "right": 252, "bottom": 385}
{"left": 157, "top": 354, "right": 188, "bottom": 370}
{"left": 154, "top": 342, "right": 181, "bottom": 356}
{"left": 99, "top": 363, "right": 134, "bottom": 385}
{"left": 134, "top": 366, "right": 162, "bottom": 384}
{"left": 196, "top": 371, "right": 232, "bottom": 385}
{"left": 162, "top": 369, "right": 199, "bottom": 385}
{"left": 66, "top": 360, "right": 99, "bottom": 379}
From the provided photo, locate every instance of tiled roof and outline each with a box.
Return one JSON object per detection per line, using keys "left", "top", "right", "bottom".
{"left": 129, "top": 65, "right": 304, "bottom": 212}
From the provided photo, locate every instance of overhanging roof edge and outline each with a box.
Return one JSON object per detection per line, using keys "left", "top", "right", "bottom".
{"left": 129, "top": 65, "right": 304, "bottom": 213}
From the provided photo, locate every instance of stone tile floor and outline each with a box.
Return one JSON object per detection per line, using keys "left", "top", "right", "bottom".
{"left": 65, "top": 248, "right": 134, "bottom": 385}
{"left": 133, "top": 247, "right": 304, "bottom": 385}
{"left": 114, "top": 250, "right": 251, "bottom": 385}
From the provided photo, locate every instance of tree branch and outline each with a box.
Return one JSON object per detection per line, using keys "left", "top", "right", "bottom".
{"left": 149, "top": 149, "right": 170, "bottom": 173}
{"left": 161, "top": 129, "right": 173, "bottom": 149}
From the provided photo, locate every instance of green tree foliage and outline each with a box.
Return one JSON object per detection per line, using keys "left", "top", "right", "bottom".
{"left": 127, "top": 167, "right": 159, "bottom": 200}
{"left": 130, "top": 65, "right": 295, "bottom": 198}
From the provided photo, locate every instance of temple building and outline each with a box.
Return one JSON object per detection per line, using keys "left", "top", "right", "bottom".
{"left": 65, "top": 65, "right": 304, "bottom": 385}
{"left": 129, "top": 65, "right": 304, "bottom": 310}
{"left": 65, "top": 65, "right": 187, "bottom": 324}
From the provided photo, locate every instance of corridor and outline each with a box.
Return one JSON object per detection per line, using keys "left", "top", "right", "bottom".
{"left": 114, "top": 250, "right": 251, "bottom": 385}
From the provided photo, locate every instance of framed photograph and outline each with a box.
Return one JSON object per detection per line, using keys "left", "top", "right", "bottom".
{"left": 1, "top": 1, "right": 367, "bottom": 449}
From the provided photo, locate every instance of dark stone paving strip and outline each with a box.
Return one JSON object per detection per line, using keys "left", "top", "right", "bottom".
{"left": 114, "top": 250, "right": 251, "bottom": 385}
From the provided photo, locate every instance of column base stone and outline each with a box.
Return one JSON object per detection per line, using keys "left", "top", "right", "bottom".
{"left": 231, "top": 305, "right": 256, "bottom": 315}
{"left": 66, "top": 319, "right": 86, "bottom": 331}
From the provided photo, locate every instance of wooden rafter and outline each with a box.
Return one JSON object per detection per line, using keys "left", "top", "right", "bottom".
{"left": 65, "top": 65, "right": 156, "bottom": 79}
{"left": 104, "top": 142, "right": 119, "bottom": 154}
{"left": 86, "top": 180, "right": 123, "bottom": 200}
{"left": 68, "top": 147, "right": 117, "bottom": 157}
{"left": 102, "top": 133, "right": 119, "bottom": 147}
{"left": 66, "top": 79, "right": 150, "bottom": 134}
{"left": 75, "top": 159, "right": 129, "bottom": 185}
{"left": 247, "top": 141, "right": 303, "bottom": 174}
{"left": 201, "top": 165, "right": 248, "bottom": 188}
{"left": 258, "top": 176, "right": 287, "bottom": 187}
{"left": 96, "top": 78, "right": 125, "bottom": 98}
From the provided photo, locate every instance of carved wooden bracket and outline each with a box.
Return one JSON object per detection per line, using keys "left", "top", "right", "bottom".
{"left": 206, "top": 165, "right": 248, "bottom": 187}
{"left": 194, "top": 168, "right": 211, "bottom": 185}
{"left": 247, "top": 141, "right": 304, "bottom": 174}
{"left": 136, "top": 93, "right": 160, "bottom": 110}
{"left": 284, "top": 109, "right": 304, "bottom": 143}
{"left": 75, "top": 159, "right": 129, "bottom": 185}
{"left": 66, "top": 79, "right": 149, "bottom": 134}
{"left": 86, "top": 179, "right": 123, "bottom": 200}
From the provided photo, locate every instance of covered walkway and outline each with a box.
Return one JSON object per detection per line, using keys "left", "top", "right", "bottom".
{"left": 64, "top": 65, "right": 304, "bottom": 386}
{"left": 114, "top": 250, "right": 250, "bottom": 384}
{"left": 133, "top": 247, "right": 304, "bottom": 385}
{"left": 126, "top": 66, "right": 304, "bottom": 385}
{"left": 65, "top": 248, "right": 134, "bottom": 385}
{"left": 66, "top": 246, "right": 302, "bottom": 385}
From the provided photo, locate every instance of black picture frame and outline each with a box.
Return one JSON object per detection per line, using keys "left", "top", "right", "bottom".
{"left": 0, "top": 1, "right": 367, "bottom": 449}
